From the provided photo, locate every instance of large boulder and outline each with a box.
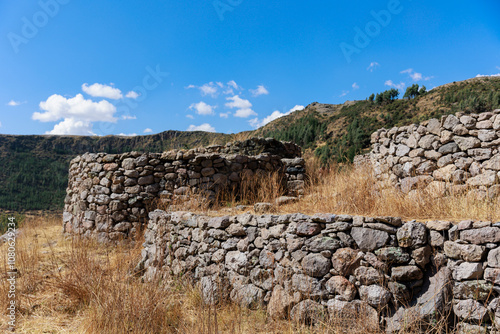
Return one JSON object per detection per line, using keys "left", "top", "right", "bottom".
{"left": 230, "top": 284, "right": 264, "bottom": 309}
{"left": 488, "top": 246, "right": 500, "bottom": 267}
{"left": 358, "top": 285, "right": 392, "bottom": 309}
{"left": 351, "top": 227, "right": 389, "bottom": 252}
{"left": 301, "top": 253, "right": 331, "bottom": 277}
{"left": 443, "top": 241, "right": 486, "bottom": 262}
{"left": 387, "top": 267, "right": 452, "bottom": 332}
{"left": 290, "top": 299, "right": 326, "bottom": 324}
{"left": 354, "top": 266, "right": 384, "bottom": 285}
{"left": 200, "top": 276, "right": 220, "bottom": 305}
{"left": 460, "top": 226, "right": 500, "bottom": 245}
{"left": 327, "top": 299, "right": 379, "bottom": 331}
{"left": 453, "top": 299, "right": 488, "bottom": 322}
{"left": 325, "top": 276, "right": 357, "bottom": 301}
{"left": 291, "top": 274, "right": 326, "bottom": 297}
{"left": 452, "top": 262, "right": 483, "bottom": 281}
{"left": 396, "top": 222, "right": 427, "bottom": 248}
{"left": 267, "top": 285, "right": 299, "bottom": 319}
{"left": 331, "top": 248, "right": 363, "bottom": 275}
{"left": 375, "top": 247, "right": 410, "bottom": 264}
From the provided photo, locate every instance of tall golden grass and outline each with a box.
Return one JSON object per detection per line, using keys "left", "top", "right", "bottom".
{"left": 0, "top": 214, "right": 388, "bottom": 333}
{"left": 1, "top": 159, "right": 498, "bottom": 333}
{"left": 153, "top": 157, "right": 500, "bottom": 222}
{"left": 151, "top": 170, "right": 287, "bottom": 214}
{"left": 281, "top": 158, "right": 500, "bottom": 222}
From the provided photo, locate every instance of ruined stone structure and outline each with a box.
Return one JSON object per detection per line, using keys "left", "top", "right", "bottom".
{"left": 362, "top": 109, "right": 500, "bottom": 198}
{"left": 63, "top": 138, "right": 305, "bottom": 241}
{"left": 62, "top": 111, "right": 500, "bottom": 332}
{"left": 139, "top": 210, "right": 500, "bottom": 333}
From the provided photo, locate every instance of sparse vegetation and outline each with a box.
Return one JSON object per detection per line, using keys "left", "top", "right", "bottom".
{"left": 262, "top": 113, "right": 327, "bottom": 149}
{"left": 2, "top": 160, "right": 500, "bottom": 333}
{"left": 281, "top": 160, "right": 500, "bottom": 221}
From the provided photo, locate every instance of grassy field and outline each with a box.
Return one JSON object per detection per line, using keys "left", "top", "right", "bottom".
{"left": 279, "top": 160, "right": 500, "bottom": 222}
{"left": 165, "top": 159, "right": 500, "bottom": 223}
{"left": 1, "top": 163, "right": 498, "bottom": 333}
{"left": 0, "top": 215, "right": 388, "bottom": 333}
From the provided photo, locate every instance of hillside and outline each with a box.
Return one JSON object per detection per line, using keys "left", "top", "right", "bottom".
{"left": 256, "top": 76, "right": 500, "bottom": 163}
{"left": 1, "top": 76, "right": 499, "bottom": 211}
{"left": 0, "top": 131, "right": 233, "bottom": 211}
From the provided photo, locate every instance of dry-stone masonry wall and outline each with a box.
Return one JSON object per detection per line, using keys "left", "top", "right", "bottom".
{"left": 139, "top": 210, "right": 500, "bottom": 333}
{"left": 63, "top": 138, "right": 305, "bottom": 242}
{"left": 363, "top": 109, "right": 500, "bottom": 198}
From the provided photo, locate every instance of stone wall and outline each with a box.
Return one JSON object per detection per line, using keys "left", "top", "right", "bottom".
{"left": 63, "top": 138, "right": 305, "bottom": 242}
{"left": 364, "top": 109, "right": 500, "bottom": 198}
{"left": 139, "top": 210, "right": 500, "bottom": 333}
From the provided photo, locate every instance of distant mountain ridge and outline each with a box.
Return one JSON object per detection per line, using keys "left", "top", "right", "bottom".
{"left": 1, "top": 76, "right": 499, "bottom": 211}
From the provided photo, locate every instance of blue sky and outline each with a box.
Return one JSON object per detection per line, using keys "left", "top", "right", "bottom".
{"left": 1, "top": 0, "right": 499, "bottom": 136}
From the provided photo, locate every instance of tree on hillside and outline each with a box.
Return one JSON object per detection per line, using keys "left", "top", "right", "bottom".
{"left": 404, "top": 84, "right": 420, "bottom": 99}
{"left": 387, "top": 88, "right": 399, "bottom": 101}
{"left": 368, "top": 93, "right": 375, "bottom": 102}
{"left": 374, "top": 89, "right": 399, "bottom": 104}
{"left": 419, "top": 85, "right": 427, "bottom": 95}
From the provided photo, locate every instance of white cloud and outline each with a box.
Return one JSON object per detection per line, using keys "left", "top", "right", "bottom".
{"left": 186, "top": 114, "right": 194, "bottom": 119}
{"left": 219, "top": 112, "right": 231, "bottom": 118}
{"left": 234, "top": 108, "right": 257, "bottom": 118}
{"left": 248, "top": 118, "right": 260, "bottom": 128}
{"left": 7, "top": 100, "right": 25, "bottom": 106}
{"left": 225, "top": 95, "right": 257, "bottom": 118}
{"left": 143, "top": 128, "right": 153, "bottom": 133}
{"left": 0, "top": 121, "right": 2, "bottom": 128}
{"left": 126, "top": 91, "right": 139, "bottom": 99}
{"left": 250, "top": 85, "right": 269, "bottom": 97}
{"left": 340, "top": 90, "right": 349, "bottom": 97}
{"left": 118, "top": 133, "right": 138, "bottom": 137}
{"left": 385, "top": 80, "right": 406, "bottom": 90}
{"left": 82, "top": 83, "right": 123, "bottom": 99}
{"left": 46, "top": 118, "right": 95, "bottom": 136}
{"left": 187, "top": 82, "right": 220, "bottom": 97}
{"left": 249, "top": 105, "right": 305, "bottom": 128}
{"left": 200, "top": 82, "right": 218, "bottom": 97}
{"left": 34, "top": 94, "right": 117, "bottom": 122}
{"left": 352, "top": 82, "right": 359, "bottom": 90}
{"left": 121, "top": 115, "right": 137, "bottom": 120}
{"left": 227, "top": 80, "right": 240, "bottom": 90}
{"left": 33, "top": 93, "right": 118, "bottom": 135}
{"left": 187, "top": 123, "right": 216, "bottom": 132}
{"left": 476, "top": 73, "right": 500, "bottom": 78}
{"left": 225, "top": 96, "right": 252, "bottom": 110}
{"left": 367, "top": 62, "right": 380, "bottom": 72}
{"left": 400, "top": 69, "right": 432, "bottom": 81}
{"left": 189, "top": 101, "right": 216, "bottom": 115}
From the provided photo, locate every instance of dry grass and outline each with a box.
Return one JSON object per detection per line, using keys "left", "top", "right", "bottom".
{"left": 0, "top": 214, "right": 388, "bottom": 334}
{"left": 153, "top": 157, "right": 500, "bottom": 222}
{"left": 1, "top": 160, "right": 498, "bottom": 333}
{"left": 280, "top": 159, "right": 500, "bottom": 222}
{"left": 151, "top": 170, "right": 287, "bottom": 215}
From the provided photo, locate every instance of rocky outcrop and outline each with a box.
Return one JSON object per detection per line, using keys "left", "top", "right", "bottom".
{"left": 362, "top": 109, "right": 500, "bottom": 198}
{"left": 63, "top": 138, "right": 305, "bottom": 241}
{"left": 139, "top": 211, "right": 500, "bottom": 333}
